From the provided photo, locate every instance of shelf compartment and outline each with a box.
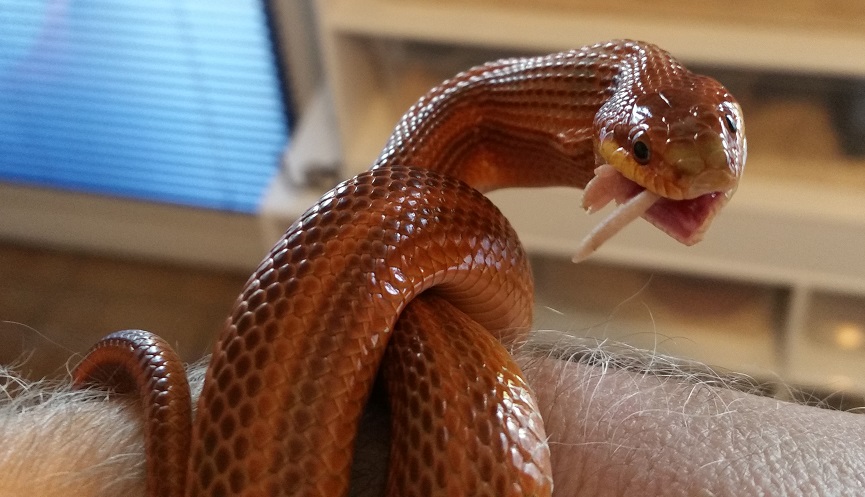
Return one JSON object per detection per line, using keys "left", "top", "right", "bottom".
{"left": 788, "top": 290, "right": 865, "bottom": 394}
{"left": 328, "top": 36, "right": 530, "bottom": 174}
{"left": 531, "top": 256, "right": 785, "bottom": 376}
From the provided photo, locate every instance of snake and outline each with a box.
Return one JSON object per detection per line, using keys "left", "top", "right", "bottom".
{"left": 72, "top": 40, "right": 746, "bottom": 496}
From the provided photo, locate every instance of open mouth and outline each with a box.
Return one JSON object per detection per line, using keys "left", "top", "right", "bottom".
{"left": 573, "top": 164, "right": 732, "bottom": 262}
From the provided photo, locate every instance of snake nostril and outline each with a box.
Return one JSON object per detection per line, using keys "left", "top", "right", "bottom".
{"left": 675, "top": 156, "right": 704, "bottom": 176}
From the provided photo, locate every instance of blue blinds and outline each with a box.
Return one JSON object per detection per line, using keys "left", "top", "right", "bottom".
{"left": 0, "top": 0, "right": 291, "bottom": 213}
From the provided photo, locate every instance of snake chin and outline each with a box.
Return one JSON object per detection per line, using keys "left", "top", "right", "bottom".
{"left": 578, "top": 164, "right": 730, "bottom": 257}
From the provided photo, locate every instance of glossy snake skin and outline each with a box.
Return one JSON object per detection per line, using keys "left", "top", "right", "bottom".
{"left": 73, "top": 40, "right": 745, "bottom": 496}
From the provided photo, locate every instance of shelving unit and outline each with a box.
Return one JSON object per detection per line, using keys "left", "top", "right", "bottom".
{"left": 311, "top": 0, "right": 865, "bottom": 393}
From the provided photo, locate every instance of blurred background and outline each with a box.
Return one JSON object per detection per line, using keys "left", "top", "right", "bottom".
{"left": 1, "top": 0, "right": 864, "bottom": 408}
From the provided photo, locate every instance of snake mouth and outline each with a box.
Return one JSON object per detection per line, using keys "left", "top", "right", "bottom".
{"left": 573, "top": 164, "right": 732, "bottom": 262}
{"left": 644, "top": 190, "right": 730, "bottom": 244}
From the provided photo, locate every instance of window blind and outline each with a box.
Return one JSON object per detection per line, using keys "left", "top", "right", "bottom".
{"left": 0, "top": 0, "right": 291, "bottom": 213}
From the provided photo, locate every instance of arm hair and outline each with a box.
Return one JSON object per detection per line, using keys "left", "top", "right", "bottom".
{"left": 0, "top": 333, "right": 860, "bottom": 497}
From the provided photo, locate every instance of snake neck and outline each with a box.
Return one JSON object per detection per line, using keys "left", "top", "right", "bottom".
{"left": 372, "top": 41, "right": 668, "bottom": 194}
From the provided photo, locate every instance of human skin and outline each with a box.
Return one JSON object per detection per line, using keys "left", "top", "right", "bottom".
{"left": 520, "top": 351, "right": 865, "bottom": 496}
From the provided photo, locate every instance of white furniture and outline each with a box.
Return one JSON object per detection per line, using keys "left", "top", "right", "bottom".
{"left": 309, "top": 0, "right": 865, "bottom": 394}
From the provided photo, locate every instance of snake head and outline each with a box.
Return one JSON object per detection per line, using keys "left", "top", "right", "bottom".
{"left": 597, "top": 81, "right": 746, "bottom": 200}
{"left": 577, "top": 74, "right": 747, "bottom": 260}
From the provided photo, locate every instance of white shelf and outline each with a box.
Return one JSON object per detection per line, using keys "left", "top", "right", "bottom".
{"left": 313, "top": 0, "right": 865, "bottom": 393}
{"left": 321, "top": 0, "right": 865, "bottom": 76}
{"left": 0, "top": 182, "right": 265, "bottom": 271}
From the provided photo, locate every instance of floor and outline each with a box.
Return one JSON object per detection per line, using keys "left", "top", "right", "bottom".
{"left": 0, "top": 242, "right": 249, "bottom": 380}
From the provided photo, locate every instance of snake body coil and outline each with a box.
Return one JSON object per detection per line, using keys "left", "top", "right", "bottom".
{"left": 73, "top": 40, "right": 745, "bottom": 496}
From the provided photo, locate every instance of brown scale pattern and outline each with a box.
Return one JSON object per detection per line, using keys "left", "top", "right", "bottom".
{"left": 375, "top": 42, "right": 633, "bottom": 192}
{"left": 187, "top": 166, "right": 534, "bottom": 496}
{"left": 73, "top": 329, "right": 192, "bottom": 496}
{"left": 383, "top": 296, "right": 552, "bottom": 496}
{"left": 70, "top": 39, "right": 745, "bottom": 496}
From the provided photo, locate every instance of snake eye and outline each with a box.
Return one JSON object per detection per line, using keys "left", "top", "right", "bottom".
{"left": 631, "top": 132, "right": 651, "bottom": 165}
{"left": 724, "top": 114, "right": 737, "bottom": 134}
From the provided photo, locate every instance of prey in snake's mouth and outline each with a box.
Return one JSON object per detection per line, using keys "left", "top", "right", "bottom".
{"left": 573, "top": 164, "right": 735, "bottom": 262}
{"left": 573, "top": 89, "right": 747, "bottom": 262}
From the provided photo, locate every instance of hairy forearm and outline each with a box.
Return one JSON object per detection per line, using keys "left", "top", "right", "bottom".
{"left": 0, "top": 368, "right": 145, "bottom": 497}
{"left": 1, "top": 336, "right": 863, "bottom": 497}
{"left": 518, "top": 336, "right": 865, "bottom": 496}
